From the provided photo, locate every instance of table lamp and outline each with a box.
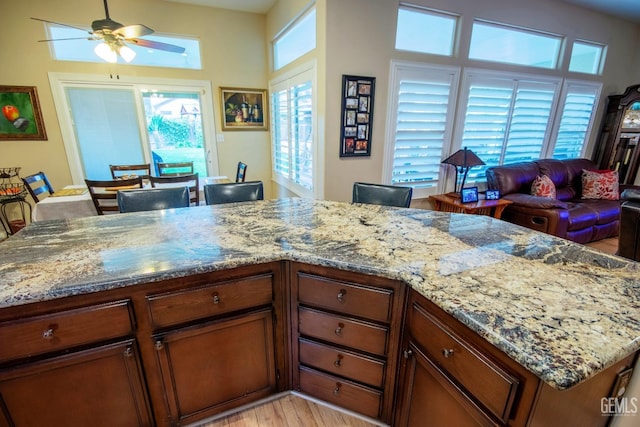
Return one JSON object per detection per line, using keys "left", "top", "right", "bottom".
{"left": 441, "top": 147, "right": 485, "bottom": 195}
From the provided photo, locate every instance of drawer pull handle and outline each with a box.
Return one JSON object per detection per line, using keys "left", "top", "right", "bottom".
{"left": 443, "top": 348, "right": 455, "bottom": 358}
{"left": 334, "top": 354, "right": 343, "bottom": 367}
{"left": 155, "top": 340, "right": 164, "bottom": 351}
{"left": 212, "top": 294, "right": 221, "bottom": 304}
{"left": 333, "top": 383, "right": 342, "bottom": 396}
{"left": 337, "top": 289, "right": 346, "bottom": 303}
{"left": 335, "top": 323, "right": 344, "bottom": 336}
{"left": 42, "top": 328, "right": 54, "bottom": 339}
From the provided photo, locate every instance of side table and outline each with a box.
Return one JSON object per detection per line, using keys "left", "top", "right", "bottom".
{"left": 429, "top": 193, "right": 512, "bottom": 219}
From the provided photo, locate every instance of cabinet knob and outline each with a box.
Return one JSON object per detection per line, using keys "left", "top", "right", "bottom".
{"left": 42, "top": 328, "right": 54, "bottom": 339}
{"left": 334, "top": 354, "right": 343, "bottom": 367}
{"left": 124, "top": 345, "right": 133, "bottom": 358}
{"left": 155, "top": 340, "right": 164, "bottom": 351}
{"left": 212, "top": 293, "right": 221, "bottom": 304}
{"left": 403, "top": 349, "right": 413, "bottom": 359}
{"left": 337, "top": 289, "right": 346, "bottom": 303}
{"left": 334, "top": 323, "right": 344, "bottom": 336}
{"left": 333, "top": 383, "right": 342, "bottom": 396}
{"left": 443, "top": 348, "right": 455, "bottom": 358}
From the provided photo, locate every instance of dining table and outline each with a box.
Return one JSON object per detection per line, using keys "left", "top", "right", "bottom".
{"left": 31, "top": 176, "right": 230, "bottom": 222}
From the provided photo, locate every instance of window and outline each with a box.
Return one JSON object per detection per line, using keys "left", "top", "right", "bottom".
{"left": 395, "top": 5, "right": 458, "bottom": 56}
{"left": 273, "top": 7, "right": 316, "bottom": 70}
{"left": 456, "top": 71, "right": 560, "bottom": 183}
{"left": 385, "top": 62, "right": 459, "bottom": 196}
{"left": 469, "top": 21, "right": 562, "bottom": 69}
{"left": 49, "top": 73, "right": 219, "bottom": 184}
{"left": 551, "top": 81, "right": 601, "bottom": 159}
{"left": 569, "top": 40, "right": 605, "bottom": 75}
{"left": 47, "top": 24, "right": 201, "bottom": 69}
{"left": 270, "top": 65, "right": 315, "bottom": 196}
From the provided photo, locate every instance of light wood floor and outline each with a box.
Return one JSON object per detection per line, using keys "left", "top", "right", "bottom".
{"left": 190, "top": 393, "right": 384, "bottom": 427}
{"left": 585, "top": 236, "right": 618, "bottom": 255}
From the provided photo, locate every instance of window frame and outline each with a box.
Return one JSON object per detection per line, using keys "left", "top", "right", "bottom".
{"left": 383, "top": 61, "right": 460, "bottom": 198}
{"left": 272, "top": 6, "right": 317, "bottom": 71}
{"left": 394, "top": 4, "right": 459, "bottom": 57}
{"left": 269, "top": 61, "right": 319, "bottom": 198}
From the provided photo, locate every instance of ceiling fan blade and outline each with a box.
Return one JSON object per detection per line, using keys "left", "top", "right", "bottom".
{"left": 37, "top": 37, "right": 97, "bottom": 42}
{"left": 128, "top": 38, "right": 185, "bottom": 54}
{"left": 31, "top": 17, "right": 91, "bottom": 34}
{"left": 114, "top": 24, "right": 154, "bottom": 39}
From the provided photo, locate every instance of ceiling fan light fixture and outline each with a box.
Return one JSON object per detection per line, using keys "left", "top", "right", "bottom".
{"left": 119, "top": 45, "right": 136, "bottom": 63}
{"left": 94, "top": 42, "right": 117, "bottom": 63}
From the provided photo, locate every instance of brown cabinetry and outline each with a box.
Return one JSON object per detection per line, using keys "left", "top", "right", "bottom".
{"left": 395, "top": 289, "right": 638, "bottom": 427}
{"left": 290, "top": 263, "right": 406, "bottom": 424}
{"left": 0, "top": 301, "right": 152, "bottom": 427}
{"left": 147, "top": 270, "right": 283, "bottom": 426}
{"left": 594, "top": 84, "right": 640, "bottom": 185}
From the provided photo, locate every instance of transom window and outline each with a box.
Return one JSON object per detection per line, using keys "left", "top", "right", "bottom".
{"left": 569, "top": 40, "right": 605, "bottom": 75}
{"left": 273, "top": 7, "right": 316, "bottom": 70}
{"left": 395, "top": 4, "right": 458, "bottom": 56}
{"left": 469, "top": 20, "right": 562, "bottom": 69}
{"left": 47, "top": 24, "right": 201, "bottom": 69}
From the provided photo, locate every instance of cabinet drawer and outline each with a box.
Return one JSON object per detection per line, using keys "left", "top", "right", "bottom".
{"left": 298, "top": 307, "right": 388, "bottom": 356}
{"left": 147, "top": 274, "right": 273, "bottom": 328}
{"left": 0, "top": 300, "right": 134, "bottom": 363}
{"left": 299, "top": 338, "right": 385, "bottom": 388}
{"left": 298, "top": 273, "right": 393, "bottom": 322}
{"left": 299, "top": 366, "right": 382, "bottom": 420}
{"left": 409, "top": 302, "right": 519, "bottom": 423}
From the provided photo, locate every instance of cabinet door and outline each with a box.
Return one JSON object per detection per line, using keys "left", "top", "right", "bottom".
{"left": 154, "top": 309, "right": 276, "bottom": 425}
{"left": 0, "top": 340, "right": 152, "bottom": 427}
{"left": 396, "top": 342, "right": 500, "bottom": 427}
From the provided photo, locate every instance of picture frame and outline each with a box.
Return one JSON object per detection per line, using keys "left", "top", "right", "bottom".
{"left": 0, "top": 86, "right": 47, "bottom": 140}
{"left": 340, "top": 75, "right": 375, "bottom": 157}
{"left": 461, "top": 187, "right": 479, "bottom": 203}
{"left": 220, "top": 87, "right": 269, "bottom": 131}
{"left": 485, "top": 189, "right": 500, "bottom": 200}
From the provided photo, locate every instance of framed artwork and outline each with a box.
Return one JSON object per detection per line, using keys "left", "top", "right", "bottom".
{"left": 485, "top": 189, "right": 500, "bottom": 200}
{"left": 340, "top": 75, "right": 375, "bottom": 157}
{"left": 0, "top": 86, "right": 47, "bottom": 140}
{"left": 220, "top": 87, "right": 268, "bottom": 131}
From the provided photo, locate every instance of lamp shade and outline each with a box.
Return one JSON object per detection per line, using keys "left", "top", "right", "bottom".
{"left": 94, "top": 42, "right": 117, "bottom": 63}
{"left": 441, "top": 147, "right": 485, "bottom": 168}
{"left": 441, "top": 147, "right": 485, "bottom": 194}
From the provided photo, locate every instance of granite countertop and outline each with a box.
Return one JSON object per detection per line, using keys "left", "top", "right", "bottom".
{"left": 1, "top": 198, "right": 639, "bottom": 390}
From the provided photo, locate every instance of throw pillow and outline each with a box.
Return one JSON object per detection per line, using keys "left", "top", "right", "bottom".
{"left": 582, "top": 169, "right": 619, "bottom": 200}
{"left": 531, "top": 174, "right": 556, "bottom": 199}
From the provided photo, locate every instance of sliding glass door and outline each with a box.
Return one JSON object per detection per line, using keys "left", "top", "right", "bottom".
{"left": 49, "top": 73, "right": 219, "bottom": 183}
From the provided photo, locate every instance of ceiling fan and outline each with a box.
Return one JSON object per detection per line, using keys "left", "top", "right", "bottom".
{"left": 31, "top": 0, "right": 185, "bottom": 63}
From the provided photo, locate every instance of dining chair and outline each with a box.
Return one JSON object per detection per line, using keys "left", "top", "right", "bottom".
{"left": 22, "top": 171, "right": 54, "bottom": 203}
{"left": 117, "top": 187, "right": 190, "bottom": 213}
{"left": 149, "top": 173, "right": 200, "bottom": 206}
{"left": 352, "top": 182, "right": 413, "bottom": 208}
{"left": 157, "top": 161, "right": 195, "bottom": 177}
{"left": 85, "top": 177, "right": 143, "bottom": 215}
{"left": 236, "top": 162, "right": 247, "bottom": 183}
{"left": 109, "top": 164, "right": 151, "bottom": 179}
{"left": 204, "top": 181, "right": 264, "bottom": 205}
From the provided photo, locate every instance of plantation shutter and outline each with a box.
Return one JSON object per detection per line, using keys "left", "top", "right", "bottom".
{"left": 271, "top": 70, "right": 314, "bottom": 193}
{"left": 552, "top": 82, "right": 600, "bottom": 159}
{"left": 459, "top": 74, "right": 558, "bottom": 183}
{"left": 391, "top": 66, "right": 458, "bottom": 190}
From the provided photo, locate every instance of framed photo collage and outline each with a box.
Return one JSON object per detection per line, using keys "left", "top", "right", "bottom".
{"left": 339, "top": 75, "right": 375, "bottom": 157}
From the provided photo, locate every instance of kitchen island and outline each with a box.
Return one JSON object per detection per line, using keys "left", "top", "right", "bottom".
{"left": 0, "top": 198, "right": 638, "bottom": 426}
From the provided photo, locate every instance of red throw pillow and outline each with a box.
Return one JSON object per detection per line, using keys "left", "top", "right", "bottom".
{"left": 531, "top": 174, "right": 556, "bottom": 198}
{"left": 581, "top": 169, "right": 619, "bottom": 200}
